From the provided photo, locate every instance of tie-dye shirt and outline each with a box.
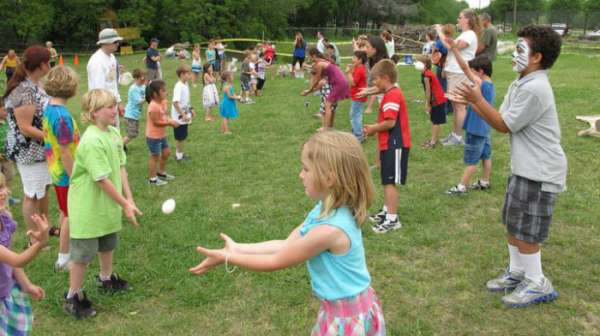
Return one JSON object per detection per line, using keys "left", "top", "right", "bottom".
{"left": 43, "top": 104, "right": 79, "bottom": 186}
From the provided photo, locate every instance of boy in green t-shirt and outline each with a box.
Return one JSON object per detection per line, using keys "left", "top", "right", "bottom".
{"left": 64, "top": 89, "right": 142, "bottom": 319}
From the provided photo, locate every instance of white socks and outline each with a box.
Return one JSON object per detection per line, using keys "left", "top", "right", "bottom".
{"left": 57, "top": 253, "right": 69, "bottom": 265}
{"left": 457, "top": 183, "right": 466, "bottom": 191}
{"left": 508, "top": 244, "right": 544, "bottom": 284}
{"left": 382, "top": 205, "right": 388, "bottom": 213}
{"left": 508, "top": 244, "right": 523, "bottom": 273}
{"left": 385, "top": 213, "right": 398, "bottom": 221}
{"left": 520, "top": 251, "right": 544, "bottom": 284}
{"left": 176, "top": 152, "right": 183, "bottom": 160}
{"left": 67, "top": 288, "right": 81, "bottom": 299}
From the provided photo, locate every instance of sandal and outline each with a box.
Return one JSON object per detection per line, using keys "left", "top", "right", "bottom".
{"left": 49, "top": 226, "right": 61, "bottom": 237}
{"left": 421, "top": 141, "right": 437, "bottom": 150}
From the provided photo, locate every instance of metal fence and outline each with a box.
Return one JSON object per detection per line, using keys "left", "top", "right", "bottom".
{"left": 500, "top": 11, "right": 600, "bottom": 35}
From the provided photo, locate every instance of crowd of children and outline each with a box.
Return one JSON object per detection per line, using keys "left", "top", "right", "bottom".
{"left": 0, "top": 21, "right": 569, "bottom": 334}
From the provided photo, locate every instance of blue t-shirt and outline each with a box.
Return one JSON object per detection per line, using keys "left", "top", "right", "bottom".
{"left": 124, "top": 83, "right": 146, "bottom": 120}
{"left": 300, "top": 202, "right": 371, "bottom": 301}
{"left": 293, "top": 41, "right": 307, "bottom": 58}
{"left": 464, "top": 80, "right": 495, "bottom": 137}
{"left": 434, "top": 38, "right": 448, "bottom": 55}
{"left": 146, "top": 48, "right": 159, "bottom": 69}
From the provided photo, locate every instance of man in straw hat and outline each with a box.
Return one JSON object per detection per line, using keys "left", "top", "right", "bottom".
{"left": 87, "top": 28, "right": 124, "bottom": 127}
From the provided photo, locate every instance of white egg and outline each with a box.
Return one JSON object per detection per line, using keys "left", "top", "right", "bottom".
{"left": 162, "top": 199, "right": 176, "bottom": 214}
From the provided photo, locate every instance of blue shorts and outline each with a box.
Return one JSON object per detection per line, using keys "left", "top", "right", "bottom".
{"left": 463, "top": 133, "right": 491, "bottom": 165}
{"left": 241, "top": 79, "right": 251, "bottom": 92}
{"left": 146, "top": 137, "right": 169, "bottom": 156}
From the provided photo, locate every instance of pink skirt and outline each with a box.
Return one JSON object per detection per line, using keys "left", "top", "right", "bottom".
{"left": 311, "top": 287, "right": 385, "bottom": 336}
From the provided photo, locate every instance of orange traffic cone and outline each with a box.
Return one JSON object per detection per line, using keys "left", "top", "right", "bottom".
{"left": 73, "top": 54, "right": 79, "bottom": 66}
{"left": 59, "top": 54, "right": 64, "bottom": 66}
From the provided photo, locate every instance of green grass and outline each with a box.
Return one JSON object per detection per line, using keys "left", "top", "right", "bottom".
{"left": 6, "top": 51, "right": 600, "bottom": 335}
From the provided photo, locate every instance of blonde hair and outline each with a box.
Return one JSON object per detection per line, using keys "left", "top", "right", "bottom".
{"left": 81, "top": 89, "right": 116, "bottom": 124}
{"left": 302, "top": 130, "right": 375, "bottom": 224}
{"left": 44, "top": 66, "right": 79, "bottom": 99}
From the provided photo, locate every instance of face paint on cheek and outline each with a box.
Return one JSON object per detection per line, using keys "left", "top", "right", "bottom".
{"left": 512, "top": 38, "right": 530, "bottom": 73}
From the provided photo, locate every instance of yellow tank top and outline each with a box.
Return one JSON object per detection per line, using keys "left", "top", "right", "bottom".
{"left": 5, "top": 56, "right": 17, "bottom": 68}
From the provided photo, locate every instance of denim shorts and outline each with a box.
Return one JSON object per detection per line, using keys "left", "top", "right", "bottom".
{"left": 146, "top": 137, "right": 169, "bottom": 156}
{"left": 463, "top": 133, "right": 491, "bottom": 165}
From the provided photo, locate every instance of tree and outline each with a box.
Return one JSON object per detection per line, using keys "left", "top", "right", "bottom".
{"left": 0, "top": 0, "right": 55, "bottom": 45}
{"left": 549, "top": 0, "right": 582, "bottom": 26}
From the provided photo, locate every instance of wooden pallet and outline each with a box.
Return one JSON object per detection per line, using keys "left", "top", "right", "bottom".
{"left": 576, "top": 115, "right": 600, "bottom": 137}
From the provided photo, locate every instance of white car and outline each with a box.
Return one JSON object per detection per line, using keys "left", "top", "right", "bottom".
{"left": 552, "top": 23, "right": 568, "bottom": 36}
{"left": 586, "top": 29, "right": 600, "bottom": 37}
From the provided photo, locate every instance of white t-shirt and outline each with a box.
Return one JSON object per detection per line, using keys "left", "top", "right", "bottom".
{"left": 249, "top": 62, "right": 256, "bottom": 80}
{"left": 171, "top": 81, "right": 191, "bottom": 125}
{"left": 317, "top": 38, "right": 325, "bottom": 54}
{"left": 385, "top": 40, "right": 395, "bottom": 58}
{"left": 444, "top": 30, "right": 478, "bottom": 74}
{"left": 87, "top": 49, "right": 121, "bottom": 102}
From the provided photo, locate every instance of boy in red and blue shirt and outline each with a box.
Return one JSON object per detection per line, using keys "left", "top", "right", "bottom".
{"left": 346, "top": 50, "right": 368, "bottom": 141}
{"left": 364, "top": 59, "right": 411, "bottom": 234}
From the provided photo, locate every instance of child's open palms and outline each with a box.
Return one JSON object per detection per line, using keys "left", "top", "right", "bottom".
{"left": 189, "top": 233, "right": 237, "bottom": 275}
{"left": 28, "top": 214, "right": 49, "bottom": 246}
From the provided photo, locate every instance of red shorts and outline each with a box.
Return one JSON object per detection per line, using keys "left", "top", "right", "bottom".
{"left": 54, "top": 185, "right": 69, "bottom": 217}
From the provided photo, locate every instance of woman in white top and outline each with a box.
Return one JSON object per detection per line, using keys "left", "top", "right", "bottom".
{"left": 381, "top": 30, "right": 395, "bottom": 58}
{"left": 442, "top": 9, "right": 481, "bottom": 146}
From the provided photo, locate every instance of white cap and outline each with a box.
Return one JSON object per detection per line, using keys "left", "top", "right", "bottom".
{"left": 97, "top": 28, "right": 123, "bottom": 45}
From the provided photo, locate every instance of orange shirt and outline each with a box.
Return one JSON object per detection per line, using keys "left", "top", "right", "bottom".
{"left": 145, "top": 100, "right": 169, "bottom": 139}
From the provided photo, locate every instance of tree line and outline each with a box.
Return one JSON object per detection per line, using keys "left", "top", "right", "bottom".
{"left": 0, "top": 0, "right": 468, "bottom": 50}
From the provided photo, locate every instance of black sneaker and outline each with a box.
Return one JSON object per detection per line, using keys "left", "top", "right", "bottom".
{"left": 96, "top": 273, "right": 131, "bottom": 293}
{"left": 470, "top": 180, "right": 491, "bottom": 190}
{"left": 157, "top": 172, "right": 175, "bottom": 180}
{"left": 64, "top": 291, "right": 97, "bottom": 319}
{"left": 369, "top": 209, "right": 386, "bottom": 225}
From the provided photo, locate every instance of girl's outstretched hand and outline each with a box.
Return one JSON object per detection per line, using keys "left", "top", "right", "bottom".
{"left": 28, "top": 214, "right": 49, "bottom": 246}
{"left": 189, "top": 233, "right": 236, "bottom": 275}
{"left": 24, "top": 283, "right": 45, "bottom": 300}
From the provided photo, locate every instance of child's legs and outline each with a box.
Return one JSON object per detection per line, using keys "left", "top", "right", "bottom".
{"left": 431, "top": 124, "right": 440, "bottom": 142}
{"left": 68, "top": 237, "right": 102, "bottom": 292}
{"left": 349, "top": 101, "right": 364, "bottom": 140}
{"left": 480, "top": 137, "right": 492, "bottom": 181}
{"left": 148, "top": 155, "right": 160, "bottom": 178}
{"left": 175, "top": 141, "right": 184, "bottom": 155}
{"left": 173, "top": 125, "right": 188, "bottom": 155}
{"left": 508, "top": 234, "right": 539, "bottom": 254}
{"left": 98, "top": 233, "right": 118, "bottom": 277}
{"left": 379, "top": 148, "right": 409, "bottom": 215}
{"left": 323, "top": 101, "right": 335, "bottom": 128}
{"left": 160, "top": 146, "right": 171, "bottom": 172}
{"left": 383, "top": 184, "right": 398, "bottom": 215}
{"left": 221, "top": 117, "right": 229, "bottom": 132}
{"left": 69, "top": 262, "right": 87, "bottom": 292}
{"left": 462, "top": 133, "right": 487, "bottom": 185}
{"left": 430, "top": 105, "right": 446, "bottom": 142}
{"left": 482, "top": 159, "right": 492, "bottom": 181}
{"left": 460, "top": 165, "right": 478, "bottom": 186}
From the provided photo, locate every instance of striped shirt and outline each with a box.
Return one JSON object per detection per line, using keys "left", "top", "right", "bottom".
{"left": 377, "top": 86, "right": 411, "bottom": 151}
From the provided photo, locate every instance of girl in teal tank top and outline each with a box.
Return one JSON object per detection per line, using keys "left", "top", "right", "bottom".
{"left": 191, "top": 130, "right": 386, "bottom": 335}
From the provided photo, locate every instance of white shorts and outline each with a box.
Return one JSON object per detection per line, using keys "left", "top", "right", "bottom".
{"left": 16, "top": 161, "right": 52, "bottom": 199}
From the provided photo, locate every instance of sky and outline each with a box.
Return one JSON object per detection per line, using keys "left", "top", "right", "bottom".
{"left": 465, "top": 0, "right": 491, "bottom": 8}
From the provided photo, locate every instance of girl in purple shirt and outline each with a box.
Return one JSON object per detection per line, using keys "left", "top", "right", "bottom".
{"left": 0, "top": 174, "right": 49, "bottom": 335}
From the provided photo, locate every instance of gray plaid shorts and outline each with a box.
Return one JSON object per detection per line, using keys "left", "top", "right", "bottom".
{"left": 319, "top": 84, "right": 337, "bottom": 115}
{"left": 502, "top": 175, "right": 558, "bottom": 243}
{"left": 124, "top": 118, "right": 139, "bottom": 139}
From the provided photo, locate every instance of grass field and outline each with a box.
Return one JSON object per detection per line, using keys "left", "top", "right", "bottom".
{"left": 6, "top": 49, "right": 600, "bottom": 335}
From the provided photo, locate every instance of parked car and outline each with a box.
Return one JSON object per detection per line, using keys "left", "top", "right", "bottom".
{"left": 552, "top": 23, "right": 568, "bottom": 36}
{"left": 586, "top": 29, "right": 600, "bottom": 37}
